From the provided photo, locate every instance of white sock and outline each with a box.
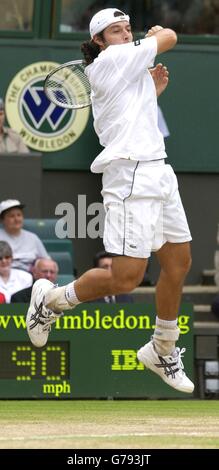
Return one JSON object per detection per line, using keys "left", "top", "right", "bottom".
{"left": 65, "top": 281, "right": 81, "bottom": 305}
{"left": 153, "top": 316, "right": 178, "bottom": 356}
{"left": 156, "top": 316, "right": 177, "bottom": 329}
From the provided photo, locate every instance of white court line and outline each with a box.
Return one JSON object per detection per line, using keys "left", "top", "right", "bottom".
{"left": 0, "top": 431, "right": 211, "bottom": 442}
{"left": 1, "top": 433, "right": 146, "bottom": 442}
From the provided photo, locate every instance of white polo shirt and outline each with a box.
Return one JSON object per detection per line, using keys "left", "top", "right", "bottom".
{"left": 0, "top": 229, "right": 50, "bottom": 272}
{"left": 86, "top": 36, "right": 167, "bottom": 173}
{"left": 0, "top": 269, "right": 33, "bottom": 303}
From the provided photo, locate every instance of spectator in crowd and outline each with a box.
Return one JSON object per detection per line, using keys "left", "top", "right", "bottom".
{"left": 184, "top": 0, "right": 219, "bottom": 35}
{"left": 0, "top": 240, "right": 32, "bottom": 303}
{"left": 0, "top": 199, "right": 50, "bottom": 272}
{"left": 11, "top": 258, "right": 58, "bottom": 303}
{"left": 0, "top": 98, "right": 29, "bottom": 154}
{"left": 92, "top": 251, "right": 133, "bottom": 303}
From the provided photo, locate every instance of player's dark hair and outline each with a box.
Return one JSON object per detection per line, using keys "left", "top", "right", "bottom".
{"left": 114, "top": 11, "right": 126, "bottom": 17}
{"left": 81, "top": 32, "right": 104, "bottom": 65}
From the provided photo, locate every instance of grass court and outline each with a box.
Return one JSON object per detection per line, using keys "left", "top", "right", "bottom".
{"left": 0, "top": 400, "right": 218, "bottom": 449}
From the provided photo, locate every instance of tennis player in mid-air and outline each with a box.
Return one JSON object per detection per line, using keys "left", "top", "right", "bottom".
{"left": 26, "top": 8, "right": 193, "bottom": 393}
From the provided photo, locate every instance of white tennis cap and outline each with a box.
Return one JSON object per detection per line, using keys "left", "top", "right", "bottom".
{"left": 0, "top": 199, "right": 25, "bottom": 216}
{"left": 89, "top": 8, "right": 130, "bottom": 38}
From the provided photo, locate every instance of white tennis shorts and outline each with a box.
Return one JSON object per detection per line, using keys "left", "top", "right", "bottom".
{"left": 101, "top": 159, "right": 192, "bottom": 258}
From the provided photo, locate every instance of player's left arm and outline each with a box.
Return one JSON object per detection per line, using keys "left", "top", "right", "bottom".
{"left": 145, "top": 25, "right": 169, "bottom": 97}
{"left": 150, "top": 63, "right": 169, "bottom": 97}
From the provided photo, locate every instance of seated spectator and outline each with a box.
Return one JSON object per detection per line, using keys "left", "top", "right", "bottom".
{"left": 0, "top": 98, "right": 29, "bottom": 153}
{"left": 11, "top": 258, "right": 58, "bottom": 303}
{"left": 0, "top": 241, "right": 32, "bottom": 303}
{"left": 92, "top": 251, "right": 133, "bottom": 303}
{"left": 0, "top": 199, "right": 50, "bottom": 272}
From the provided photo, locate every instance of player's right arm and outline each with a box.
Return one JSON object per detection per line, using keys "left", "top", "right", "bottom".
{"left": 107, "top": 25, "right": 176, "bottom": 83}
{"left": 145, "top": 25, "right": 177, "bottom": 54}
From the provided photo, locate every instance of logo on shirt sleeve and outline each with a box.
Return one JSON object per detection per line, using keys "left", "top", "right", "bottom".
{"left": 134, "top": 40, "right": 141, "bottom": 46}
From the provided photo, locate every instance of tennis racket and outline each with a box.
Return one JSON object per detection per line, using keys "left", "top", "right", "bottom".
{"left": 44, "top": 59, "right": 91, "bottom": 109}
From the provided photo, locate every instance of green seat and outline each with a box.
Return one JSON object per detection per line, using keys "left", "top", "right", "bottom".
{"left": 57, "top": 274, "right": 75, "bottom": 286}
{"left": 23, "top": 219, "right": 58, "bottom": 239}
{"left": 43, "top": 239, "right": 74, "bottom": 263}
{"left": 49, "top": 251, "right": 73, "bottom": 274}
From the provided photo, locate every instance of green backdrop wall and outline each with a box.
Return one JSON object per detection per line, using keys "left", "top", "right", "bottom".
{"left": 0, "top": 39, "right": 218, "bottom": 172}
{"left": 0, "top": 303, "right": 193, "bottom": 399}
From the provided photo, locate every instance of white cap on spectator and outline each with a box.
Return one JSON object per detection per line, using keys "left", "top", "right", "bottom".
{"left": 0, "top": 199, "right": 25, "bottom": 216}
{"left": 89, "top": 8, "right": 130, "bottom": 38}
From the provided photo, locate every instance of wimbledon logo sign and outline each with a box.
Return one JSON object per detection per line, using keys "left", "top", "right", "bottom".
{"left": 5, "top": 61, "right": 90, "bottom": 152}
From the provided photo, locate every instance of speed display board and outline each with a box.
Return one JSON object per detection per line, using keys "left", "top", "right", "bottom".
{"left": 0, "top": 303, "right": 193, "bottom": 398}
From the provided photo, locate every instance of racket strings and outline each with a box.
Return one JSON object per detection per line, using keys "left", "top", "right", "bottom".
{"left": 44, "top": 62, "right": 91, "bottom": 109}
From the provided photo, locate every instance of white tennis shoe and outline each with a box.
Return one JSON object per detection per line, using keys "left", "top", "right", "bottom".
{"left": 137, "top": 340, "right": 194, "bottom": 393}
{"left": 26, "top": 279, "right": 63, "bottom": 348}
